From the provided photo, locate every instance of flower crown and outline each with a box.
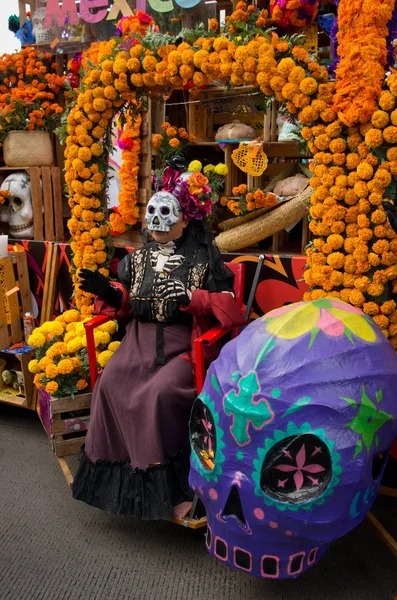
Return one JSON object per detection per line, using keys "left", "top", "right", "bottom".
{"left": 160, "top": 166, "right": 214, "bottom": 222}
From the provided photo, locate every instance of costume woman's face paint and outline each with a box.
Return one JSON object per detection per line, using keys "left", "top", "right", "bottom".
{"left": 189, "top": 298, "right": 397, "bottom": 579}
{"left": 145, "top": 191, "right": 181, "bottom": 232}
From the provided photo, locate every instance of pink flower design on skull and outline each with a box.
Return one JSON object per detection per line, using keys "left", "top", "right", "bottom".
{"left": 275, "top": 444, "right": 325, "bottom": 491}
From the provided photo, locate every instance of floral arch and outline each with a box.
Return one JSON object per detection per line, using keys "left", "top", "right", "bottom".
{"left": 62, "top": 2, "right": 397, "bottom": 346}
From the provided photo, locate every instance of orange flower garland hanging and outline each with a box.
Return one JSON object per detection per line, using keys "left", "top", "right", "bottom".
{"left": 110, "top": 112, "right": 142, "bottom": 235}
{"left": 333, "top": 0, "right": 395, "bottom": 126}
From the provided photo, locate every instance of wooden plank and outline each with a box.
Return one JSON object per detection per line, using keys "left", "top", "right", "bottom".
{"left": 0, "top": 394, "right": 27, "bottom": 407}
{"left": 263, "top": 142, "right": 309, "bottom": 158}
{"left": 52, "top": 415, "right": 90, "bottom": 436}
{"left": 301, "top": 215, "right": 309, "bottom": 253}
{"left": 30, "top": 167, "right": 43, "bottom": 240}
{"left": 53, "top": 436, "right": 87, "bottom": 458}
{"left": 57, "top": 457, "right": 74, "bottom": 488}
{"left": 13, "top": 252, "right": 32, "bottom": 317}
{"left": 18, "top": 0, "right": 27, "bottom": 25}
{"left": 224, "top": 145, "right": 232, "bottom": 197}
{"left": 137, "top": 188, "right": 147, "bottom": 205}
{"left": 2, "top": 257, "right": 22, "bottom": 344}
{"left": 50, "top": 392, "right": 92, "bottom": 415}
{"left": 379, "top": 486, "right": 397, "bottom": 499}
{"left": 169, "top": 516, "right": 207, "bottom": 529}
{"left": 42, "top": 167, "right": 55, "bottom": 242}
{"left": 40, "top": 243, "right": 53, "bottom": 324}
{"left": 52, "top": 167, "right": 64, "bottom": 242}
{"left": 366, "top": 511, "right": 397, "bottom": 558}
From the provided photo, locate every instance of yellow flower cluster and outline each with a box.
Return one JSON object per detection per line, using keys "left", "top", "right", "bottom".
{"left": 28, "top": 310, "right": 120, "bottom": 396}
{"left": 304, "top": 74, "right": 397, "bottom": 344}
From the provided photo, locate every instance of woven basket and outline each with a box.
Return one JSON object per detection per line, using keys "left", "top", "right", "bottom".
{"left": 215, "top": 185, "right": 312, "bottom": 252}
{"left": 3, "top": 131, "right": 54, "bottom": 167}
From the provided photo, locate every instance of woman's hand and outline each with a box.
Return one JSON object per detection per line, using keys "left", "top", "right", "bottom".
{"left": 79, "top": 269, "right": 122, "bottom": 309}
{"left": 154, "top": 279, "right": 192, "bottom": 306}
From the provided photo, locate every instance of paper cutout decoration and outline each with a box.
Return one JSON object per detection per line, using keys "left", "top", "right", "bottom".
{"left": 189, "top": 298, "right": 397, "bottom": 579}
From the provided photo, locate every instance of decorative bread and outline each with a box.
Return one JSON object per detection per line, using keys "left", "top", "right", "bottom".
{"left": 215, "top": 120, "right": 256, "bottom": 141}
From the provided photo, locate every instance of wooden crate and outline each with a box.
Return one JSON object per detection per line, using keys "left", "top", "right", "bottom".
{"left": 0, "top": 349, "right": 36, "bottom": 410}
{"left": 0, "top": 166, "right": 64, "bottom": 242}
{"left": 0, "top": 251, "right": 32, "bottom": 350}
{"left": 37, "top": 389, "right": 92, "bottom": 458}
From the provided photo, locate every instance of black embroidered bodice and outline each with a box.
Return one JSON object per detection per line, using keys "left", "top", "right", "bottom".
{"left": 118, "top": 240, "right": 209, "bottom": 325}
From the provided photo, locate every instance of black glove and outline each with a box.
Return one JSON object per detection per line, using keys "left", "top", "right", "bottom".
{"left": 383, "top": 201, "right": 397, "bottom": 234}
{"left": 79, "top": 269, "right": 122, "bottom": 310}
{"left": 154, "top": 278, "right": 192, "bottom": 306}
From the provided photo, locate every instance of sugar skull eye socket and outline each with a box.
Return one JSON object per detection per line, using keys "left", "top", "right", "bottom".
{"left": 147, "top": 205, "right": 155, "bottom": 214}
{"left": 190, "top": 399, "right": 216, "bottom": 471}
{"left": 260, "top": 434, "right": 332, "bottom": 504}
{"left": 160, "top": 206, "right": 170, "bottom": 216}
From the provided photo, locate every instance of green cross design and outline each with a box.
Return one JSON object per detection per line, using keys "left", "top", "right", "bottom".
{"left": 224, "top": 370, "right": 275, "bottom": 446}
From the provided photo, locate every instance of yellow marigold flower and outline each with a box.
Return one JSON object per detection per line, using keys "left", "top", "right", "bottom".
{"left": 379, "top": 91, "right": 395, "bottom": 111}
{"left": 98, "top": 350, "right": 113, "bottom": 368}
{"left": 78, "top": 147, "right": 92, "bottom": 163}
{"left": 46, "top": 381, "right": 59, "bottom": 395}
{"left": 214, "top": 163, "right": 228, "bottom": 176}
{"left": 383, "top": 126, "right": 397, "bottom": 144}
{"left": 327, "top": 252, "right": 345, "bottom": 269}
{"left": 327, "top": 233, "right": 344, "bottom": 250}
{"left": 188, "top": 160, "right": 202, "bottom": 172}
{"left": 374, "top": 169, "right": 392, "bottom": 187}
{"left": 92, "top": 98, "right": 106, "bottom": 112}
{"left": 98, "top": 320, "right": 117, "bottom": 335}
{"left": 77, "top": 379, "right": 89, "bottom": 390}
{"left": 169, "top": 138, "right": 180, "bottom": 148}
{"left": 365, "top": 129, "right": 383, "bottom": 148}
{"left": 299, "top": 77, "right": 317, "bottom": 95}
{"left": 91, "top": 143, "right": 103, "bottom": 157}
{"left": 113, "top": 59, "right": 128, "bottom": 74}
{"left": 387, "top": 148, "right": 397, "bottom": 161}
{"left": 28, "top": 359, "right": 41, "bottom": 374}
{"left": 371, "top": 110, "right": 389, "bottom": 129}
{"left": 288, "top": 66, "right": 306, "bottom": 84}
{"left": 349, "top": 290, "right": 365, "bottom": 307}
{"left": 367, "top": 283, "right": 384, "bottom": 297}
{"left": 67, "top": 337, "right": 84, "bottom": 353}
{"left": 314, "top": 134, "right": 331, "bottom": 150}
{"left": 108, "top": 341, "right": 121, "bottom": 353}
{"left": 381, "top": 300, "right": 396, "bottom": 315}
{"left": 63, "top": 309, "right": 80, "bottom": 323}
{"left": 45, "top": 364, "right": 59, "bottom": 379}
{"left": 57, "top": 359, "right": 75, "bottom": 375}
{"left": 33, "top": 373, "right": 45, "bottom": 389}
{"left": 356, "top": 162, "right": 374, "bottom": 181}
{"left": 28, "top": 331, "right": 46, "bottom": 348}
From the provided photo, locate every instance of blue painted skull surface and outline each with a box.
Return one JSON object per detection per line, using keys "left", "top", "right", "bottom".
{"left": 189, "top": 298, "right": 397, "bottom": 579}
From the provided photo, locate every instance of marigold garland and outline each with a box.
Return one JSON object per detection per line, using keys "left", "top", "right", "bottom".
{"left": 110, "top": 111, "right": 142, "bottom": 235}
{"left": 333, "top": 0, "right": 395, "bottom": 126}
{"left": 304, "top": 69, "right": 397, "bottom": 346}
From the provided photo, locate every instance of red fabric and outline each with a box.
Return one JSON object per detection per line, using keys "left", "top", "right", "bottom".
{"left": 181, "top": 290, "right": 245, "bottom": 363}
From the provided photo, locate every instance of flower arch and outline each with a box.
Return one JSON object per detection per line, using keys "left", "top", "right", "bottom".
{"left": 63, "top": 4, "right": 333, "bottom": 315}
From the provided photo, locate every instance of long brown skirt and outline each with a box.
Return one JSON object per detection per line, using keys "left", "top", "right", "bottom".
{"left": 72, "top": 319, "right": 196, "bottom": 519}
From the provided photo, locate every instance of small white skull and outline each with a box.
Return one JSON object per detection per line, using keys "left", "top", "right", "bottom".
{"left": 32, "top": 7, "right": 57, "bottom": 45}
{"left": 0, "top": 173, "right": 34, "bottom": 239}
{"left": 145, "top": 191, "right": 181, "bottom": 232}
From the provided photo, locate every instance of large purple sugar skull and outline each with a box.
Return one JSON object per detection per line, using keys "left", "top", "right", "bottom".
{"left": 189, "top": 298, "right": 397, "bottom": 579}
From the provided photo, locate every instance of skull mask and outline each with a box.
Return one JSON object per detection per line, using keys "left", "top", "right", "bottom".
{"left": 145, "top": 191, "right": 181, "bottom": 232}
{"left": 189, "top": 298, "right": 397, "bottom": 579}
{"left": 0, "top": 173, "right": 34, "bottom": 239}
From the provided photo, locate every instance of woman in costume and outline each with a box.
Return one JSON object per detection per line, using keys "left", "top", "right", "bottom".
{"left": 72, "top": 164, "right": 245, "bottom": 520}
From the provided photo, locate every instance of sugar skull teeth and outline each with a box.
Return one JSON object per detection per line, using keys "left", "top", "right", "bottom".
{"left": 189, "top": 298, "right": 397, "bottom": 579}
